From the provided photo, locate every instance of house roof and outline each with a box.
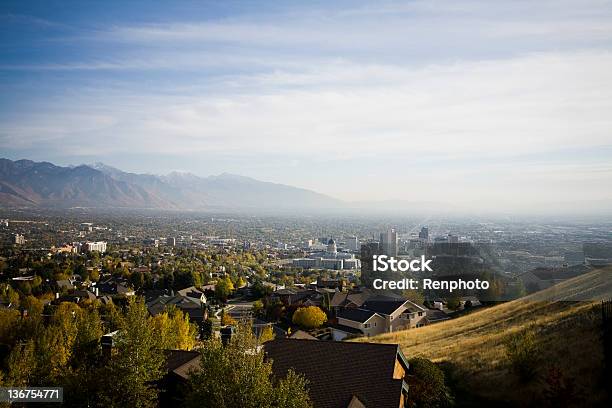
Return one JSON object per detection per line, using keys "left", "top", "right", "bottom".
{"left": 164, "top": 350, "right": 200, "bottom": 380}
{"left": 288, "top": 330, "right": 318, "bottom": 340}
{"left": 337, "top": 308, "right": 380, "bottom": 323}
{"left": 362, "top": 300, "right": 407, "bottom": 315}
{"left": 146, "top": 295, "right": 202, "bottom": 316}
{"left": 328, "top": 323, "right": 364, "bottom": 335}
{"left": 330, "top": 292, "right": 348, "bottom": 307}
{"left": 425, "top": 309, "right": 450, "bottom": 322}
{"left": 265, "top": 339, "right": 406, "bottom": 408}
{"left": 176, "top": 286, "right": 205, "bottom": 299}
{"left": 56, "top": 279, "right": 74, "bottom": 290}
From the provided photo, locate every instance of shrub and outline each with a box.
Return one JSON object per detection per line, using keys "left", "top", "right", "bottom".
{"left": 504, "top": 328, "right": 541, "bottom": 382}
{"left": 406, "top": 357, "right": 454, "bottom": 408}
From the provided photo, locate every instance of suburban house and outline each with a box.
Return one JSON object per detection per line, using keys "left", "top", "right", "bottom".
{"left": 271, "top": 288, "right": 319, "bottom": 306}
{"left": 331, "top": 294, "right": 428, "bottom": 340}
{"left": 265, "top": 338, "right": 410, "bottom": 408}
{"left": 332, "top": 308, "right": 387, "bottom": 340}
{"left": 176, "top": 286, "right": 207, "bottom": 306}
{"left": 95, "top": 278, "right": 135, "bottom": 296}
{"left": 146, "top": 294, "right": 208, "bottom": 324}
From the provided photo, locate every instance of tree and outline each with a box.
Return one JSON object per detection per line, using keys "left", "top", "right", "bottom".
{"left": 99, "top": 298, "right": 165, "bottom": 408}
{"left": 402, "top": 289, "right": 425, "bottom": 306}
{"left": 252, "top": 300, "right": 264, "bottom": 316}
{"left": 292, "top": 306, "right": 327, "bottom": 330}
{"left": 153, "top": 308, "right": 197, "bottom": 350}
{"left": 200, "top": 319, "right": 214, "bottom": 339}
{"left": 221, "top": 309, "right": 237, "bottom": 326}
{"left": 186, "top": 321, "right": 311, "bottom": 408}
{"left": 6, "top": 340, "right": 36, "bottom": 386}
{"left": 406, "top": 358, "right": 454, "bottom": 408}
{"left": 446, "top": 296, "right": 461, "bottom": 311}
{"left": 22, "top": 295, "right": 43, "bottom": 317}
{"left": 215, "top": 277, "right": 234, "bottom": 302}
{"left": 90, "top": 268, "right": 100, "bottom": 282}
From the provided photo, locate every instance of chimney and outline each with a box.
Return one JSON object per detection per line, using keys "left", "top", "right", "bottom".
{"left": 220, "top": 326, "right": 234, "bottom": 346}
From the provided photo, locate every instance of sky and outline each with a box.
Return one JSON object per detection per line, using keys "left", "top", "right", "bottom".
{"left": 1, "top": 0, "right": 612, "bottom": 213}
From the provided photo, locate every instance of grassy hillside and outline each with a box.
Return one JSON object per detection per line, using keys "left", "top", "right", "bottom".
{"left": 355, "top": 268, "right": 612, "bottom": 407}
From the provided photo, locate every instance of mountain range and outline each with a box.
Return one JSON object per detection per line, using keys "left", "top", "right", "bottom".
{"left": 0, "top": 158, "right": 342, "bottom": 211}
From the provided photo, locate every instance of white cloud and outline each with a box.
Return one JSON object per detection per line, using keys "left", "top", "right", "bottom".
{"left": 5, "top": 51, "right": 610, "bottom": 160}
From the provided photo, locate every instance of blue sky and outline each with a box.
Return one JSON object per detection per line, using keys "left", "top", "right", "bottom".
{"left": 1, "top": 0, "right": 612, "bottom": 212}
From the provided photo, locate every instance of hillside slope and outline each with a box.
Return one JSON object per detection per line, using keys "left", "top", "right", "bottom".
{"left": 357, "top": 268, "right": 612, "bottom": 406}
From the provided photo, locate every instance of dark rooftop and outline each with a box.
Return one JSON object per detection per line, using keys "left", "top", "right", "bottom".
{"left": 265, "top": 338, "right": 406, "bottom": 408}
{"left": 337, "top": 308, "right": 379, "bottom": 323}
{"left": 362, "top": 300, "right": 408, "bottom": 315}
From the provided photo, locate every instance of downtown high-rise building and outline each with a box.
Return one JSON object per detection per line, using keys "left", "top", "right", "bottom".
{"left": 380, "top": 228, "right": 398, "bottom": 257}
{"left": 346, "top": 236, "right": 360, "bottom": 251}
{"left": 419, "top": 227, "right": 429, "bottom": 241}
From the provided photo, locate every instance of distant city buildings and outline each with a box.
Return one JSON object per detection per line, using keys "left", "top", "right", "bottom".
{"left": 292, "top": 238, "right": 360, "bottom": 270}
{"left": 80, "top": 222, "right": 93, "bottom": 232}
{"left": 14, "top": 234, "right": 25, "bottom": 245}
{"left": 167, "top": 237, "right": 176, "bottom": 246}
{"left": 84, "top": 241, "right": 107, "bottom": 253}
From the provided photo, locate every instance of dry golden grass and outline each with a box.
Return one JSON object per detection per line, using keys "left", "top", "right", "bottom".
{"left": 354, "top": 268, "right": 612, "bottom": 406}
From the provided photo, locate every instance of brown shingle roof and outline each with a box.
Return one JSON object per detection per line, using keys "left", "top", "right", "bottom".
{"left": 264, "top": 338, "right": 406, "bottom": 408}
{"left": 164, "top": 350, "right": 200, "bottom": 380}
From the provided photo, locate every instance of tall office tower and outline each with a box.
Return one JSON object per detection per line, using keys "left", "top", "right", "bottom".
{"left": 418, "top": 226, "right": 429, "bottom": 241}
{"left": 380, "top": 228, "right": 398, "bottom": 257}
{"left": 167, "top": 237, "right": 176, "bottom": 246}
{"left": 346, "top": 236, "right": 359, "bottom": 251}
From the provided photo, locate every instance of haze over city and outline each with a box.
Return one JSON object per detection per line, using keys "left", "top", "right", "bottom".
{"left": 1, "top": 0, "right": 612, "bottom": 213}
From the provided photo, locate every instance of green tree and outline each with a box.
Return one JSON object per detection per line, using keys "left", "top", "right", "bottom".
{"left": 406, "top": 358, "right": 454, "bottom": 408}
{"left": 402, "top": 289, "right": 425, "bottom": 306}
{"left": 186, "top": 321, "right": 311, "bottom": 408}
{"left": 99, "top": 298, "right": 165, "bottom": 407}
{"left": 215, "top": 277, "right": 235, "bottom": 302}
{"left": 252, "top": 300, "right": 264, "bottom": 316}
{"left": 446, "top": 296, "right": 461, "bottom": 311}
{"left": 6, "top": 340, "right": 37, "bottom": 386}
{"left": 153, "top": 308, "right": 197, "bottom": 350}
{"left": 201, "top": 318, "right": 214, "bottom": 339}
{"left": 292, "top": 306, "right": 327, "bottom": 330}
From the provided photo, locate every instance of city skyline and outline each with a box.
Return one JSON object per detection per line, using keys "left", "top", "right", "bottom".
{"left": 1, "top": 1, "right": 612, "bottom": 213}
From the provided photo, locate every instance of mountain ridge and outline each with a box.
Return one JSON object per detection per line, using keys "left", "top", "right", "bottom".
{"left": 0, "top": 158, "right": 343, "bottom": 211}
